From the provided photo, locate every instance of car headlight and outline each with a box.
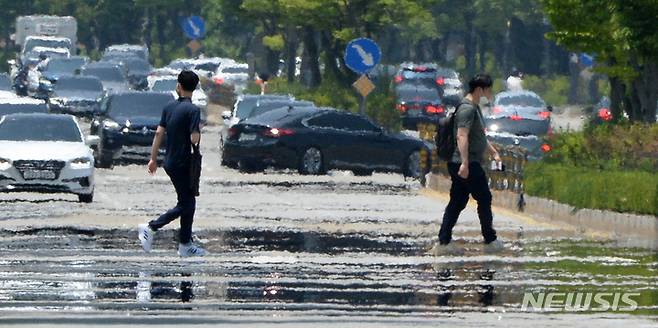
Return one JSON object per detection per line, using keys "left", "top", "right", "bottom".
{"left": 489, "top": 124, "right": 499, "bottom": 132}
{"left": 125, "top": 119, "right": 132, "bottom": 128}
{"left": 103, "top": 120, "right": 120, "bottom": 129}
{"left": 70, "top": 157, "right": 92, "bottom": 169}
{"left": 0, "top": 157, "right": 11, "bottom": 170}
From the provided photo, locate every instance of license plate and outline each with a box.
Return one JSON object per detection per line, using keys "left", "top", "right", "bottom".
{"left": 23, "top": 170, "right": 56, "bottom": 180}
{"left": 239, "top": 133, "right": 257, "bottom": 142}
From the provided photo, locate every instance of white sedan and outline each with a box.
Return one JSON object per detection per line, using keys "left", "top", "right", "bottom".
{"left": 0, "top": 113, "right": 97, "bottom": 202}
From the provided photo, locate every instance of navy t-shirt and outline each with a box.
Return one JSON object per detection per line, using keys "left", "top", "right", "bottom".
{"left": 159, "top": 97, "right": 201, "bottom": 169}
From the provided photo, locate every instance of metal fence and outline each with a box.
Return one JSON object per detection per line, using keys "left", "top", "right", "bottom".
{"left": 418, "top": 123, "right": 528, "bottom": 201}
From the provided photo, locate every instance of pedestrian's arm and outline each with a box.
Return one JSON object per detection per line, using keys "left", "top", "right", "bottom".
{"left": 190, "top": 132, "right": 200, "bottom": 146}
{"left": 150, "top": 126, "right": 165, "bottom": 162}
{"left": 487, "top": 141, "right": 500, "bottom": 161}
{"left": 456, "top": 127, "right": 470, "bottom": 164}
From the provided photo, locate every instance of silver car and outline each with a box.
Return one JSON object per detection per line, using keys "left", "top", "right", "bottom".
{"left": 0, "top": 113, "right": 97, "bottom": 202}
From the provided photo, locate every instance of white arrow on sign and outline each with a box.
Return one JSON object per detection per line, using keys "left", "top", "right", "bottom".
{"left": 188, "top": 20, "right": 200, "bottom": 36}
{"left": 352, "top": 44, "right": 374, "bottom": 66}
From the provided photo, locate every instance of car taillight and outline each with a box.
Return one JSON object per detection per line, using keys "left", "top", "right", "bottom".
{"left": 394, "top": 75, "right": 403, "bottom": 84}
{"left": 598, "top": 108, "right": 613, "bottom": 121}
{"left": 539, "top": 111, "right": 551, "bottom": 119}
{"left": 214, "top": 77, "right": 224, "bottom": 85}
{"left": 510, "top": 115, "right": 522, "bottom": 121}
{"left": 493, "top": 106, "right": 503, "bottom": 114}
{"left": 228, "top": 127, "right": 239, "bottom": 137}
{"left": 262, "top": 127, "right": 294, "bottom": 138}
{"left": 435, "top": 76, "right": 445, "bottom": 86}
{"left": 396, "top": 104, "right": 407, "bottom": 113}
{"left": 425, "top": 105, "right": 445, "bottom": 114}
{"left": 540, "top": 143, "right": 552, "bottom": 153}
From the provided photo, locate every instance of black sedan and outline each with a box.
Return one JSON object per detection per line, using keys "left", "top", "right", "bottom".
{"left": 48, "top": 76, "right": 104, "bottom": 117}
{"left": 396, "top": 85, "right": 446, "bottom": 130}
{"left": 90, "top": 92, "right": 174, "bottom": 168}
{"left": 484, "top": 90, "right": 552, "bottom": 160}
{"left": 222, "top": 106, "right": 430, "bottom": 177}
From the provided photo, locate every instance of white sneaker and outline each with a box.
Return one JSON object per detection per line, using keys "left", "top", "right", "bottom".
{"left": 138, "top": 224, "right": 155, "bottom": 252}
{"left": 484, "top": 239, "right": 505, "bottom": 254}
{"left": 178, "top": 243, "right": 208, "bottom": 257}
{"left": 430, "top": 242, "right": 465, "bottom": 256}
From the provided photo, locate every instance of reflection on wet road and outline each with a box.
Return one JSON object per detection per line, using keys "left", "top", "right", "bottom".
{"left": 0, "top": 126, "right": 655, "bottom": 326}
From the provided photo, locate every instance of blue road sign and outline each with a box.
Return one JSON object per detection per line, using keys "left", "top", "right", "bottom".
{"left": 181, "top": 16, "right": 206, "bottom": 40}
{"left": 344, "top": 38, "right": 381, "bottom": 75}
{"left": 579, "top": 53, "right": 594, "bottom": 67}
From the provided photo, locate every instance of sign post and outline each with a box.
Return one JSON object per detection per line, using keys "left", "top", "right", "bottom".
{"left": 344, "top": 38, "right": 381, "bottom": 116}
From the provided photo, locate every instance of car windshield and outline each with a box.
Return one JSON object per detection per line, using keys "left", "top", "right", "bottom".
{"left": 236, "top": 96, "right": 290, "bottom": 119}
{"left": 397, "top": 88, "right": 441, "bottom": 103}
{"left": 24, "top": 39, "right": 71, "bottom": 53}
{"left": 222, "top": 67, "right": 249, "bottom": 74}
{"left": 195, "top": 62, "right": 220, "bottom": 72}
{"left": 55, "top": 77, "right": 103, "bottom": 92}
{"left": 497, "top": 94, "right": 545, "bottom": 108}
{"left": 45, "top": 58, "right": 85, "bottom": 74}
{"left": 248, "top": 101, "right": 307, "bottom": 118}
{"left": 108, "top": 93, "right": 172, "bottom": 118}
{"left": 0, "top": 74, "right": 10, "bottom": 91}
{"left": 0, "top": 103, "right": 48, "bottom": 115}
{"left": 168, "top": 61, "right": 192, "bottom": 70}
{"left": 401, "top": 68, "right": 436, "bottom": 80}
{"left": 124, "top": 59, "right": 151, "bottom": 72}
{"left": 0, "top": 115, "right": 81, "bottom": 142}
{"left": 84, "top": 66, "right": 125, "bottom": 82}
{"left": 436, "top": 68, "right": 459, "bottom": 79}
{"left": 152, "top": 79, "right": 177, "bottom": 92}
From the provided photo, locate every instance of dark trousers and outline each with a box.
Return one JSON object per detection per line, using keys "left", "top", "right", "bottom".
{"left": 149, "top": 166, "right": 195, "bottom": 244}
{"left": 438, "top": 162, "right": 497, "bottom": 244}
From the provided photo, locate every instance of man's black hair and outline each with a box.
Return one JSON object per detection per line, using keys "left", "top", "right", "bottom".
{"left": 178, "top": 70, "right": 199, "bottom": 92}
{"left": 468, "top": 73, "right": 493, "bottom": 93}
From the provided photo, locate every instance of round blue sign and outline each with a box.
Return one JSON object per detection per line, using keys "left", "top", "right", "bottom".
{"left": 181, "top": 16, "right": 206, "bottom": 40}
{"left": 344, "top": 38, "right": 381, "bottom": 75}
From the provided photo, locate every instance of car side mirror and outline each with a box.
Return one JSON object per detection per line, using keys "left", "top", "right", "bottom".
{"left": 547, "top": 105, "right": 553, "bottom": 112}
{"left": 221, "top": 110, "right": 232, "bottom": 120}
{"left": 85, "top": 135, "right": 100, "bottom": 146}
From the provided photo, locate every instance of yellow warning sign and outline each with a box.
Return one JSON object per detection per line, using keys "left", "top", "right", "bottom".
{"left": 352, "top": 75, "right": 375, "bottom": 97}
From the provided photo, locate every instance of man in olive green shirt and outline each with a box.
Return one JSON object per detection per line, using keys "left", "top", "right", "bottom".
{"left": 433, "top": 73, "right": 504, "bottom": 255}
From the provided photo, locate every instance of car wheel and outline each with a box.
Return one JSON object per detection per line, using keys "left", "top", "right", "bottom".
{"left": 78, "top": 192, "right": 93, "bottom": 203}
{"left": 404, "top": 150, "right": 422, "bottom": 178}
{"left": 352, "top": 169, "right": 373, "bottom": 176}
{"left": 298, "top": 147, "right": 325, "bottom": 175}
{"left": 94, "top": 131, "right": 114, "bottom": 169}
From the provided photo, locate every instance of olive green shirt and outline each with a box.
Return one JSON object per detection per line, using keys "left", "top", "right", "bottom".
{"left": 451, "top": 97, "right": 488, "bottom": 164}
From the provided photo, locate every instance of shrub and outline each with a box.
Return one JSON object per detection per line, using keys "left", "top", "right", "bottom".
{"left": 525, "top": 162, "right": 658, "bottom": 216}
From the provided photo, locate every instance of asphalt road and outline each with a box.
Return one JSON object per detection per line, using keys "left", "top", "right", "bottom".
{"left": 0, "top": 124, "right": 655, "bottom": 327}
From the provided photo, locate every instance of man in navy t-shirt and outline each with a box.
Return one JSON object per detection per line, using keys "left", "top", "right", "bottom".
{"left": 138, "top": 70, "right": 207, "bottom": 257}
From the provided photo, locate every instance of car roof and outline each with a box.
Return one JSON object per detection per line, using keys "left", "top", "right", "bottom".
{"left": 25, "top": 36, "right": 71, "bottom": 42}
{"left": 108, "top": 91, "right": 173, "bottom": 97}
{"left": 243, "top": 105, "right": 319, "bottom": 125}
{"left": 84, "top": 62, "right": 122, "bottom": 69}
{"left": 1, "top": 113, "right": 72, "bottom": 120}
{"left": 0, "top": 97, "right": 46, "bottom": 105}
{"left": 56, "top": 75, "right": 102, "bottom": 82}
{"left": 496, "top": 90, "right": 542, "bottom": 99}
{"left": 239, "top": 94, "right": 293, "bottom": 101}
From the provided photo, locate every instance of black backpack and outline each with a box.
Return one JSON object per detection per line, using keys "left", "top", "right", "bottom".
{"left": 435, "top": 102, "right": 467, "bottom": 161}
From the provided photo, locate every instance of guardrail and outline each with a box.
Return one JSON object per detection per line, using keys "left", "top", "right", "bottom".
{"left": 417, "top": 123, "right": 528, "bottom": 210}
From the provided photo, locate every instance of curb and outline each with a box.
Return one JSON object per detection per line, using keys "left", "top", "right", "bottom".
{"left": 426, "top": 173, "right": 658, "bottom": 244}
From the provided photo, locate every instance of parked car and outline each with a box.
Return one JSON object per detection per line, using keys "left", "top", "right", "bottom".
{"left": 485, "top": 90, "right": 552, "bottom": 160}
{"left": 102, "top": 44, "right": 149, "bottom": 62}
{"left": 48, "top": 76, "right": 104, "bottom": 117}
{"left": 395, "top": 84, "right": 446, "bottom": 130}
{"left": 82, "top": 62, "right": 129, "bottom": 93}
{"left": 90, "top": 91, "right": 174, "bottom": 168}
{"left": 0, "top": 98, "right": 48, "bottom": 115}
{"left": 147, "top": 76, "right": 208, "bottom": 124}
{"left": 222, "top": 106, "right": 429, "bottom": 177}
{"left": 0, "top": 113, "right": 96, "bottom": 202}
{"left": 41, "top": 56, "right": 88, "bottom": 82}
{"left": 220, "top": 94, "right": 294, "bottom": 149}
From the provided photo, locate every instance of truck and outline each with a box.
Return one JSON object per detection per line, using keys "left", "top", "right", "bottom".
{"left": 14, "top": 15, "right": 77, "bottom": 51}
